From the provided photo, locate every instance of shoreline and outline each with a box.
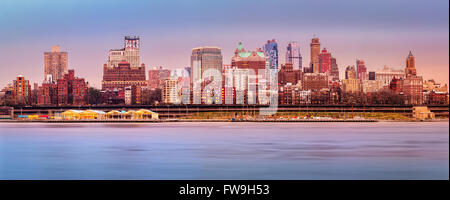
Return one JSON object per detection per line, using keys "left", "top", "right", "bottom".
{"left": 1, "top": 118, "right": 448, "bottom": 123}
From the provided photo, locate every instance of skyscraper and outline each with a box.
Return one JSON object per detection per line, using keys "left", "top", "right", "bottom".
{"left": 107, "top": 36, "right": 140, "bottom": 68}
{"left": 190, "top": 47, "right": 223, "bottom": 85}
{"left": 403, "top": 51, "right": 423, "bottom": 105}
{"left": 44, "top": 46, "right": 68, "bottom": 81}
{"left": 356, "top": 59, "right": 367, "bottom": 81}
{"left": 285, "top": 42, "right": 302, "bottom": 70}
{"left": 318, "top": 48, "right": 331, "bottom": 74}
{"left": 405, "top": 51, "right": 416, "bottom": 77}
{"left": 330, "top": 57, "right": 339, "bottom": 81}
{"left": 263, "top": 39, "right": 278, "bottom": 69}
{"left": 309, "top": 37, "right": 321, "bottom": 73}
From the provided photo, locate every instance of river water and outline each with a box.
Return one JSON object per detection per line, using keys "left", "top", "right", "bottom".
{"left": 0, "top": 122, "right": 448, "bottom": 180}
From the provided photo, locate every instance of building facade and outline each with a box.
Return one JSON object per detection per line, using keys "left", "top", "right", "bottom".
{"left": 102, "top": 61, "right": 147, "bottom": 91}
{"left": 329, "top": 57, "right": 339, "bottom": 81}
{"left": 162, "top": 78, "right": 179, "bottom": 104}
{"left": 263, "top": 39, "right": 278, "bottom": 69}
{"left": 309, "top": 37, "right": 321, "bottom": 73}
{"left": 403, "top": 51, "right": 423, "bottom": 105}
{"left": 57, "top": 70, "right": 87, "bottom": 105}
{"left": 278, "top": 63, "right": 303, "bottom": 86}
{"left": 356, "top": 59, "right": 367, "bottom": 81}
{"left": 107, "top": 36, "right": 140, "bottom": 68}
{"left": 285, "top": 41, "right": 302, "bottom": 70}
{"left": 302, "top": 73, "right": 328, "bottom": 91}
{"left": 375, "top": 66, "right": 405, "bottom": 86}
{"left": 318, "top": 48, "right": 331, "bottom": 74}
{"left": 44, "top": 46, "right": 68, "bottom": 81}
{"left": 13, "top": 75, "right": 31, "bottom": 105}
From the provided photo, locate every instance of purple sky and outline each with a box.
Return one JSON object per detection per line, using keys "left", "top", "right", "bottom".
{"left": 0, "top": 0, "right": 448, "bottom": 88}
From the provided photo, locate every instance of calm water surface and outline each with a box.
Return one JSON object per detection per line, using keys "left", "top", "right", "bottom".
{"left": 0, "top": 122, "right": 448, "bottom": 179}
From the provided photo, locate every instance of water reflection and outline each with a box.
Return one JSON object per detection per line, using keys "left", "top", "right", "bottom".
{"left": 0, "top": 122, "right": 448, "bottom": 180}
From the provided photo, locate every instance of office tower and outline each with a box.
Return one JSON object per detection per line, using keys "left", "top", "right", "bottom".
{"left": 263, "top": 39, "right": 278, "bottom": 69}
{"left": 285, "top": 42, "right": 302, "bottom": 70}
{"left": 356, "top": 59, "right": 367, "bottom": 81}
{"left": 403, "top": 51, "right": 423, "bottom": 105}
{"left": 330, "top": 57, "right": 339, "bottom": 81}
{"left": 190, "top": 47, "right": 223, "bottom": 85}
{"left": 405, "top": 51, "right": 417, "bottom": 77}
{"left": 102, "top": 61, "right": 147, "bottom": 90}
{"left": 13, "top": 75, "right": 31, "bottom": 105}
{"left": 309, "top": 37, "right": 320, "bottom": 73}
{"left": 318, "top": 48, "right": 331, "bottom": 74}
{"left": 107, "top": 36, "right": 140, "bottom": 68}
{"left": 57, "top": 70, "right": 87, "bottom": 105}
{"left": 44, "top": 46, "right": 68, "bottom": 81}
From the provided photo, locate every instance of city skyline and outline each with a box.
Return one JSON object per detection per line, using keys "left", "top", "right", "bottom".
{"left": 0, "top": 0, "right": 448, "bottom": 88}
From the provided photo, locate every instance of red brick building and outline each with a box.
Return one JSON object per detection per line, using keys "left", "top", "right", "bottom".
{"left": 37, "top": 82, "right": 57, "bottom": 105}
{"left": 302, "top": 73, "right": 328, "bottom": 91}
{"left": 102, "top": 61, "right": 147, "bottom": 91}
{"left": 318, "top": 48, "right": 331, "bottom": 74}
{"left": 12, "top": 75, "right": 31, "bottom": 105}
{"left": 278, "top": 63, "right": 303, "bottom": 86}
{"left": 57, "top": 70, "right": 87, "bottom": 105}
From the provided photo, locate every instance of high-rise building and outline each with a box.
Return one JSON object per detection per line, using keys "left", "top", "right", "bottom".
{"left": 44, "top": 46, "right": 68, "bottom": 81}
{"left": 318, "top": 48, "right": 331, "bottom": 74}
{"left": 57, "top": 70, "right": 87, "bottom": 105}
{"left": 13, "top": 75, "right": 31, "bottom": 105}
{"left": 102, "top": 61, "right": 147, "bottom": 91}
{"left": 285, "top": 42, "right": 302, "bottom": 70}
{"left": 403, "top": 51, "right": 423, "bottom": 105}
{"left": 190, "top": 47, "right": 223, "bottom": 85}
{"left": 356, "top": 59, "right": 367, "bottom": 81}
{"left": 405, "top": 51, "right": 417, "bottom": 77}
{"left": 263, "top": 39, "right": 278, "bottom": 69}
{"left": 329, "top": 57, "right": 339, "bottom": 81}
{"left": 309, "top": 37, "right": 321, "bottom": 73}
{"left": 162, "top": 78, "right": 179, "bottom": 104}
{"left": 107, "top": 36, "right": 140, "bottom": 68}
{"left": 231, "top": 42, "right": 267, "bottom": 104}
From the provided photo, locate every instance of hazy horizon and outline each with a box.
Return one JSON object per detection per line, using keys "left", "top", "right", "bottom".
{"left": 1, "top": 0, "right": 448, "bottom": 88}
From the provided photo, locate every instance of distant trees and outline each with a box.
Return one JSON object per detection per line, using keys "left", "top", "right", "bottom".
{"left": 141, "top": 88, "right": 162, "bottom": 105}
{"left": 86, "top": 87, "right": 102, "bottom": 105}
